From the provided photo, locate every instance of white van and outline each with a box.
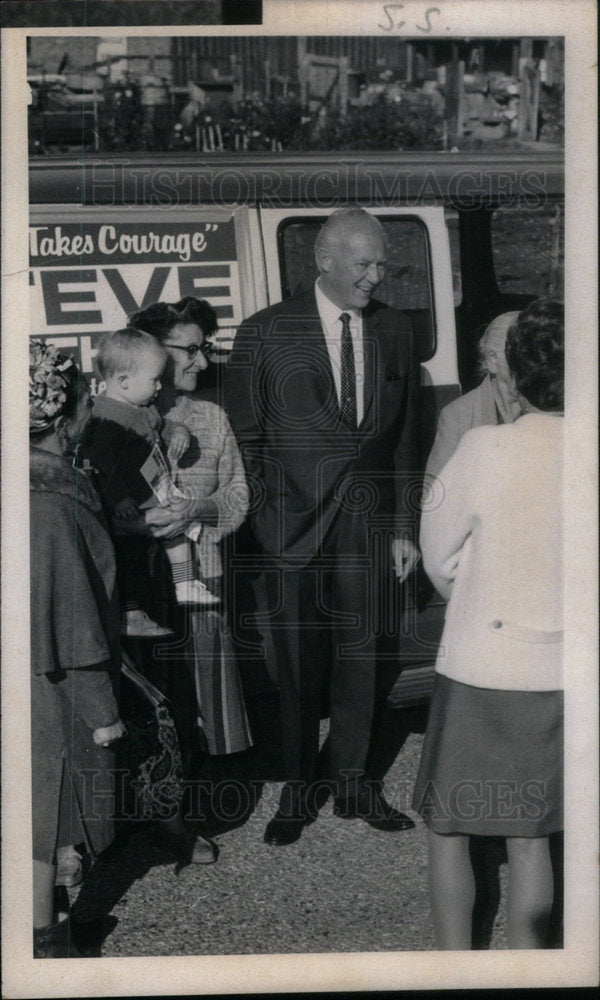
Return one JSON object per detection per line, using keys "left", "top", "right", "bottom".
{"left": 29, "top": 149, "right": 564, "bottom": 702}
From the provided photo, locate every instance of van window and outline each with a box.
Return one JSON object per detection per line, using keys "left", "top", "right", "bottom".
{"left": 278, "top": 216, "right": 436, "bottom": 362}
{"left": 491, "top": 202, "right": 564, "bottom": 299}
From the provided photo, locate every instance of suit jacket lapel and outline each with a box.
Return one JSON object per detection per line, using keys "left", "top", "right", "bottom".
{"left": 289, "top": 292, "right": 340, "bottom": 424}
{"left": 359, "top": 307, "right": 381, "bottom": 430}
{"left": 289, "top": 292, "right": 382, "bottom": 433}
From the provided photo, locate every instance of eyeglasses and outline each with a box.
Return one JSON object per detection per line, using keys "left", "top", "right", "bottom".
{"left": 162, "top": 341, "right": 214, "bottom": 359}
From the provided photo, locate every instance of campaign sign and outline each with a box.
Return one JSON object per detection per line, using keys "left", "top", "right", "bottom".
{"left": 29, "top": 218, "right": 241, "bottom": 388}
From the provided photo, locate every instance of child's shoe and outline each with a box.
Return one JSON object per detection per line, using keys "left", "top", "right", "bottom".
{"left": 121, "top": 609, "right": 174, "bottom": 637}
{"left": 175, "top": 580, "right": 220, "bottom": 606}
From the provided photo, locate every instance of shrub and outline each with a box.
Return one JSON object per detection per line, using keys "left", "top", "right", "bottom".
{"left": 97, "top": 79, "right": 145, "bottom": 152}
{"left": 310, "top": 94, "right": 443, "bottom": 151}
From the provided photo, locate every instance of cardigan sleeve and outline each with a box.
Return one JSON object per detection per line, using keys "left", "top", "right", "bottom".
{"left": 425, "top": 402, "right": 462, "bottom": 479}
{"left": 420, "top": 429, "right": 482, "bottom": 600}
{"left": 177, "top": 404, "right": 249, "bottom": 542}
{"left": 30, "top": 494, "right": 117, "bottom": 675}
{"left": 203, "top": 408, "right": 249, "bottom": 541}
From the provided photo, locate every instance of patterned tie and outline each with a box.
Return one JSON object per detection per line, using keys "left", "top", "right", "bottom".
{"left": 339, "top": 312, "right": 357, "bottom": 427}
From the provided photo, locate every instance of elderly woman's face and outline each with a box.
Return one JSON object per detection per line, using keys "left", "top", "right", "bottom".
{"left": 489, "top": 343, "right": 517, "bottom": 397}
{"left": 162, "top": 321, "right": 208, "bottom": 391}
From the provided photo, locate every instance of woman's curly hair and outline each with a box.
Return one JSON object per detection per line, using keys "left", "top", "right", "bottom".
{"left": 128, "top": 297, "right": 218, "bottom": 342}
{"left": 505, "top": 298, "right": 564, "bottom": 412}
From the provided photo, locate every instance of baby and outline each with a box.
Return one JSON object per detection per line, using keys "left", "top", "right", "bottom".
{"left": 84, "top": 327, "right": 219, "bottom": 638}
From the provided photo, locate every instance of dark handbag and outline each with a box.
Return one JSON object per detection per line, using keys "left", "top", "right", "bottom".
{"left": 117, "top": 649, "right": 184, "bottom": 822}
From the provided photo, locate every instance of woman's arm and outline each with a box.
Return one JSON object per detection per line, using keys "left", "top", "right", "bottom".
{"left": 204, "top": 411, "right": 249, "bottom": 539}
{"left": 166, "top": 493, "right": 220, "bottom": 528}
{"left": 109, "top": 511, "right": 153, "bottom": 536}
{"left": 144, "top": 505, "right": 199, "bottom": 539}
{"left": 53, "top": 662, "right": 120, "bottom": 730}
{"left": 166, "top": 404, "right": 248, "bottom": 538}
{"left": 425, "top": 403, "right": 462, "bottom": 480}
{"left": 110, "top": 502, "right": 217, "bottom": 540}
{"left": 420, "top": 430, "right": 481, "bottom": 599}
{"left": 32, "top": 498, "right": 117, "bottom": 672}
{"left": 52, "top": 664, "right": 126, "bottom": 746}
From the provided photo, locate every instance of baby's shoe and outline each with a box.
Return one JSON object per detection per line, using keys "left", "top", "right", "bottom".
{"left": 121, "top": 609, "right": 174, "bottom": 637}
{"left": 175, "top": 580, "right": 220, "bottom": 606}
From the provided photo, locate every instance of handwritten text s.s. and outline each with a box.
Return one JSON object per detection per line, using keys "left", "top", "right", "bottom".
{"left": 378, "top": 4, "right": 444, "bottom": 34}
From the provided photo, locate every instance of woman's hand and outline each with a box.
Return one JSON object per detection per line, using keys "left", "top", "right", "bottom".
{"left": 113, "top": 496, "right": 139, "bottom": 520}
{"left": 144, "top": 505, "right": 190, "bottom": 539}
{"left": 167, "top": 425, "right": 191, "bottom": 464}
{"left": 93, "top": 719, "right": 127, "bottom": 747}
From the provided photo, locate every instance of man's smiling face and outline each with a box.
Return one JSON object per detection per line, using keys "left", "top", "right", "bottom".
{"left": 318, "top": 225, "right": 387, "bottom": 312}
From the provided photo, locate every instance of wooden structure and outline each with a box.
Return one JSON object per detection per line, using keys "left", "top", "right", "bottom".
{"left": 171, "top": 36, "right": 407, "bottom": 98}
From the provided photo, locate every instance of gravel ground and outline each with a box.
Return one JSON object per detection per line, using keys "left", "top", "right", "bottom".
{"left": 65, "top": 706, "right": 519, "bottom": 958}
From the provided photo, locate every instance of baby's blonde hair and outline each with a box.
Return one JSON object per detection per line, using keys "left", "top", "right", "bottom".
{"left": 96, "top": 327, "right": 166, "bottom": 380}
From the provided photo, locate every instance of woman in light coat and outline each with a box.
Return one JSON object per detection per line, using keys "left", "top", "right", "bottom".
{"left": 413, "top": 299, "right": 564, "bottom": 949}
{"left": 425, "top": 310, "right": 521, "bottom": 478}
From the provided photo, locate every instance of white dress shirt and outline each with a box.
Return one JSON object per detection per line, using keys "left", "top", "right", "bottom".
{"left": 315, "top": 279, "right": 365, "bottom": 425}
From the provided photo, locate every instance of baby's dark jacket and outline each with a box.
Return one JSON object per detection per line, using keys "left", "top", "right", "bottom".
{"left": 83, "top": 394, "right": 179, "bottom": 509}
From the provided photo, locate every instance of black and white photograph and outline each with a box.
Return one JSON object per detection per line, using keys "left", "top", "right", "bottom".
{"left": 1, "top": 1, "right": 597, "bottom": 996}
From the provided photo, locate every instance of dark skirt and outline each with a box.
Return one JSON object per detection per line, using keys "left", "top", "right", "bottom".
{"left": 412, "top": 673, "right": 563, "bottom": 837}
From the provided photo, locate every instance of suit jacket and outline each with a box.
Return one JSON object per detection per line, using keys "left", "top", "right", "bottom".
{"left": 224, "top": 288, "right": 419, "bottom": 565}
{"left": 420, "top": 415, "right": 563, "bottom": 692}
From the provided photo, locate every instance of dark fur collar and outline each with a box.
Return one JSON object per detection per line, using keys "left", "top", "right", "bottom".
{"left": 30, "top": 446, "right": 102, "bottom": 513}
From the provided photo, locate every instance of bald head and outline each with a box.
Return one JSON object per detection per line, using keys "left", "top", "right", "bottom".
{"left": 315, "top": 208, "right": 387, "bottom": 311}
{"left": 315, "top": 208, "right": 384, "bottom": 257}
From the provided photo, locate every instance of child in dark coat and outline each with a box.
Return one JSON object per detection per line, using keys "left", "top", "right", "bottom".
{"left": 85, "top": 328, "right": 218, "bottom": 637}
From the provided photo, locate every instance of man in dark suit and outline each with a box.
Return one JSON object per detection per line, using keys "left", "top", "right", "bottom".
{"left": 224, "top": 208, "right": 419, "bottom": 844}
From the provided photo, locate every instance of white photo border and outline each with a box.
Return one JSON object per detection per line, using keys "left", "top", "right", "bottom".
{"left": 2, "top": 1, "right": 597, "bottom": 995}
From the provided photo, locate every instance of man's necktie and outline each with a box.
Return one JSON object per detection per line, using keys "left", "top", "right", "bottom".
{"left": 339, "top": 312, "right": 357, "bottom": 427}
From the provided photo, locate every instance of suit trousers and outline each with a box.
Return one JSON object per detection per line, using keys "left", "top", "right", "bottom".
{"left": 263, "top": 505, "right": 398, "bottom": 801}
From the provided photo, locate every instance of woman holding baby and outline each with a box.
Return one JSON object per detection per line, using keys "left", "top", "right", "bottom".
{"left": 84, "top": 297, "right": 252, "bottom": 863}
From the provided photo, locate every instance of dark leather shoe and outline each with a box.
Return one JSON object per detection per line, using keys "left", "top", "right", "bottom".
{"left": 333, "top": 788, "right": 415, "bottom": 831}
{"left": 263, "top": 812, "right": 306, "bottom": 846}
{"left": 34, "top": 919, "right": 82, "bottom": 959}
